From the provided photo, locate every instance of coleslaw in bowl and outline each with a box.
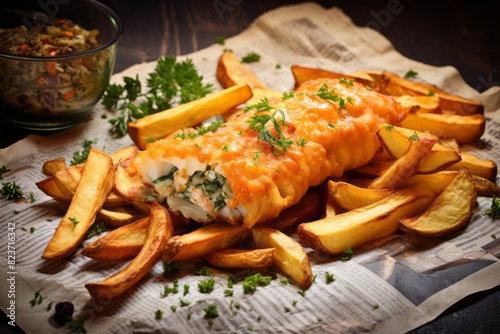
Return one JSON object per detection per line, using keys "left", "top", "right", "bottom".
{"left": 0, "top": 0, "right": 123, "bottom": 130}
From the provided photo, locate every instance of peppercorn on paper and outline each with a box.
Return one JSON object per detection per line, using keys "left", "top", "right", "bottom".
{"left": 1, "top": 3, "right": 500, "bottom": 333}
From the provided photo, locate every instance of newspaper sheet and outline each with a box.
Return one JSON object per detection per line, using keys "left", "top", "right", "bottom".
{"left": 1, "top": 3, "right": 499, "bottom": 333}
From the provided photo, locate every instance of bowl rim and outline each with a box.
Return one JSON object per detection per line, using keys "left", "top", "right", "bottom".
{"left": 0, "top": 0, "right": 123, "bottom": 62}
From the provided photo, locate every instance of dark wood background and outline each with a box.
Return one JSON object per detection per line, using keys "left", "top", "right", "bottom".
{"left": 1, "top": 0, "right": 499, "bottom": 333}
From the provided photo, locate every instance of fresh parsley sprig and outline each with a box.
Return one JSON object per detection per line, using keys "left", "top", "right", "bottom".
{"left": 102, "top": 56, "right": 213, "bottom": 136}
{"left": 245, "top": 98, "right": 293, "bottom": 154}
{"left": 485, "top": 197, "right": 500, "bottom": 219}
{"left": 0, "top": 181, "right": 24, "bottom": 200}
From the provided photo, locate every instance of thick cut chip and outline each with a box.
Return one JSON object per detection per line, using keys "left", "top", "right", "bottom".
{"left": 97, "top": 207, "right": 135, "bottom": 228}
{"left": 291, "top": 65, "right": 378, "bottom": 90}
{"left": 447, "top": 152, "right": 497, "bottom": 181}
{"left": 297, "top": 186, "right": 435, "bottom": 255}
{"left": 36, "top": 176, "right": 72, "bottom": 202}
{"left": 329, "top": 181, "right": 393, "bottom": 211}
{"left": 368, "top": 137, "right": 436, "bottom": 189}
{"left": 400, "top": 168, "right": 477, "bottom": 236}
{"left": 85, "top": 203, "right": 172, "bottom": 300}
{"left": 128, "top": 84, "right": 253, "bottom": 149}
{"left": 394, "top": 95, "right": 440, "bottom": 113}
{"left": 82, "top": 217, "right": 149, "bottom": 261}
{"left": 252, "top": 227, "right": 313, "bottom": 289}
{"left": 376, "top": 124, "right": 461, "bottom": 173}
{"left": 204, "top": 248, "right": 275, "bottom": 269}
{"left": 401, "top": 112, "right": 485, "bottom": 144}
{"left": 42, "top": 158, "right": 67, "bottom": 176}
{"left": 163, "top": 223, "right": 251, "bottom": 261}
{"left": 42, "top": 148, "right": 114, "bottom": 260}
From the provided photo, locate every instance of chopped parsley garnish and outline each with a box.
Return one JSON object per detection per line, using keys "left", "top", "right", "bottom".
{"left": 30, "top": 227, "right": 36, "bottom": 234}
{"left": 29, "top": 289, "right": 44, "bottom": 307}
{"left": 85, "top": 221, "right": 108, "bottom": 239}
{"left": 341, "top": 245, "right": 354, "bottom": 261}
{"left": 0, "top": 181, "right": 24, "bottom": 200}
{"left": 198, "top": 278, "right": 216, "bottom": 294}
{"left": 485, "top": 197, "right": 500, "bottom": 219}
{"left": 68, "top": 217, "right": 79, "bottom": 227}
{"left": 162, "top": 279, "right": 179, "bottom": 297}
{"left": 247, "top": 105, "right": 293, "bottom": 154}
{"left": 215, "top": 36, "right": 225, "bottom": 45}
{"left": 282, "top": 91, "right": 295, "bottom": 101}
{"left": 28, "top": 191, "right": 36, "bottom": 203}
{"left": 204, "top": 303, "right": 219, "bottom": 328}
{"left": 175, "top": 121, "right": 224, "bottom": 139}
{"left": 328, "top": 123, "right": 338, "bottom": 130}
{"left": 194, "top": 266, "right": 211, "bottom": 276}
{"left": 315, "top": 82, "right": 352, "bottom": 109}
{"left": 366, "top": 86, "right": 373, "bottom": 91}
{"left": 427, "top": 90, "right": 435, "bottom": 96}
{"left": 298, "top": 289, "right": 306, "bottom": 297}
{"left": 163, "top": 261, "right": 181, "bottom": 278}
{"left": 224, "top": 289, "right": 234, "bottom": 297}
{"left": 385, "top": 124, "right": 394, "bottom": 131}
{"left": 154, "top": 309, "right": 163, "bottom": 320}
{"left": 0, "top": 165, "right": 10, "bottom": 179}
{"left": 325, "top": 272, "right": 335, "bottom": 284}
{"left": 103, "top": 56, "right": 213, "bottom": 136}
{"left": 408, "top": 131, "right": 420, "bottom": 141}
{"left": 275, "top": 64, "right": 281, "bottom": 69}
{"left": 70, "top": 139, "right": 96, "bottom": 166}
{"left": 170, "top": 305, "right": 177, "bottom": 312}
{"left": 46, "top": 301, "right": 53, "bottom": 311}
{"left": 253, "top": 150, "right": 261, "bottom": 165}
{"left": 339, "top": 78, "right": 354, "bottom": 87}
{"left": 241, "top": 52, "right": 261, "bottom": 63}
{"left": 492, "top": 234, "right": 497, "bottom": 240}
{"left": 284, "top": 306, "right": 291, "bottom": 313}
{"left": 66, "top": 316, "right": 89, "bottom": 333}
{"left": 183, "top": 284, "right": 190, "bottom": 296}
{"left": 180, "top": 299, "right": 190, "bottom": 307}
{"left": 404, "top": 69, "right": 418, "bottom": 78}
{"left": 242, "top": 273, "right": 272, "bottom": 294}
{"left": 372, "top": 304, "right": 380, "bottom": 310}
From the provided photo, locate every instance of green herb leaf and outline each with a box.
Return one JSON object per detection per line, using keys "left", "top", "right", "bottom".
{"left": 404, "top": 69, "right": 418, "bottom": 79}
{"left": 0, "top": 165, "right": 10, "bottom": 179}
{"left": 70, "top": 139, "right": 96, "bottom": 166}
{"left": 85, "top": 221, "right": 108, "bottom": 239}
{"left": 485, "top": 197, "right": 500, "bottom": 219}
{"left": 69, "top": 217, "right": 79, "bottom": 227}
{"left": 243, "top": 273, "right": 272, "bottom": 294}
{"left": 215, "top": 36, "right": 225, "bottom": 45}
{"left": 408, "top": 131, "right": 420, "bottom": 141}
{"left": 341, "top": 245, "right": 354, "bottom": 261}
{"left": 162, "top": 279, "right": 179, "bottom": 297}
{"left": 0, "top": 181, "right": 24, "bottom": 200}
{"left": 154, "top": 309, "right": 163, "bottom": 320}
{"left": 29, "top": 289, "right": 44, "bottom": 307}
{"left": 241, "top": 52, "right": 261, "bottom": 63}
{"left": 198, "top": 278, "right": 216, "bottom": 294}
{"left": 325, "top": 271, "right": 335, "bottom": 284}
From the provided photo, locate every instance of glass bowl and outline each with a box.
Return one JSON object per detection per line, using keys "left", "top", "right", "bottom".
{"left": 0, "top": 0, "right": 123, "bottom": 131}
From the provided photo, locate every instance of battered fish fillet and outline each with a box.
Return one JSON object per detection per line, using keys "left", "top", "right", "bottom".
{"left": 127, "top": 79, "right": 406, "bottom": 228}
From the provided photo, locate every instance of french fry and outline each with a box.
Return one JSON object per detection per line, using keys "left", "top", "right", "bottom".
{"left": 291, "top": 65, "right": 378, "bottom": 90}
{"left": 329, "top": 180, "right": 393, "bottom": 211}
{"left": 82, "top": 217, "right": 149, "bottom": 261}
{"left": 216, "top": 51, "right": 282, "bottom": 104}
{"left": 97, "top": 207, "right": 136, "bottom": 228}
{"left": 401, "top": 112, "right": 485, "bottom": 144}
{"left": 472, "top": 175, "right": 500, "bottom": 197}
{"left": 377, "top": 72, "right": 484, "bottom": 115}
{"left": 35, "top": 176, "right": 72, "bottom": 202}
{"left": 368, "top": 138, "right": 436, "bottom": 189}
{"left": 204, "top": 248, "right": 275, "bottom": 269}
{"left": 399, "top": 168, "right": 476, "bottom": 236}
{"left": 42, "top": 157, "right": 67, "bottom": 176}
{"left": 376, "top": 124, "right": 461, "bottom": 173}
{"left": 110, "top": 145, "right": 139, "bottom": 165}
{"left": 252, "top": 227, "right": 313, "bottom": 289}
{"left": 42, "top": 148, "right": 114, "bottom": 260}
{"left": 394, "top": 95, "right": 440, "bottom": 113}
{"left": 297, "top": 185, "right": 436, "bottom": 254}
{"left": 163, "top": 223, "right": 251, "bottom": 261}
{"left": 447, "top": 152, "right": 497, "bottom": 181}
{"left": 128, "top": 84, "right": 253, "bottom": 149}
{"left": 85, "top": 203, "right": 172, "bottom": 300}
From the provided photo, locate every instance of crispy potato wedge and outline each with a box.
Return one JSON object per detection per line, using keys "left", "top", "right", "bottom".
{"left": 217, "top": 51, "right": 267, "bottom": 90}
{"left": 97, "top": 207, "right": 136, "bottom": 228}
{"left": 42, "top": 157, "right": 67, "bottom": 176}
{"left": 42, "top": 148, "right": 114, "bottom": 260}
{"left": 376, "top": 124, "right": 461, "bottom": 173}
{"left": 446, "top": 152, "right": 497, "bottom": 181}
{"left": 128, "top": 84, "right": 253, "bottom": 149}
{"left": 36, "top": 176, "right": 72, "bottom": 202}
{"left": 85, "top": 203, "right": 172, "bottom": 300}
{"left": 297, "top": 186, "right": 436, "bottom": 254}
{"left": 472, "top": 175, "right": 500, "bottom": 197}
{"left": 400, "top": 168, "right": 476, "bottom": 236}
{"left": 394, "top": 95, "right": 440, "bottom": 113}
{"left": 401, "top": 112, "right": 485, "bottom": 144}
{"left": 163, "top": 223, "right": 251, "bottom": 261}
{"left": 82, "top": 217, "right": 149, "bottom": 261}
{"left": 291, "top": 65, "right": 378, "bottom": 90}
{"left": 379, "top": 72, "right": 483, "bottom": 115}
{"left": 329, "top": 180, "right": 393, "bottom": 211}
{"left": 110, "top": 145, "right": 139, "bottom": 165}
{"left": 368, "top": 138, "right": 436, "bottom": 189}
{"left": 252, "top": 227, "right": 313, "bottom": 289}
{"left": 204, "top": 248, "right": 275, "bottom": 269}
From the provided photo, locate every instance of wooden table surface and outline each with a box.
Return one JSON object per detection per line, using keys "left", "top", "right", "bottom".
{"left": 1, "top": 0, "right": 499, "bottom": 333}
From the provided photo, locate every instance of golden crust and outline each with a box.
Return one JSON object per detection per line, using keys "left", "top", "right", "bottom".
{"left": 130, "top": 79, "right": 406, "bottom": 227}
